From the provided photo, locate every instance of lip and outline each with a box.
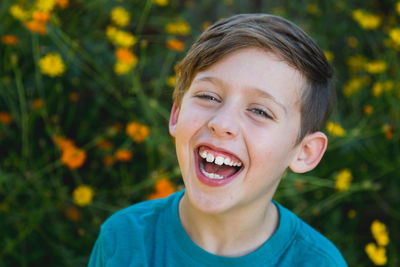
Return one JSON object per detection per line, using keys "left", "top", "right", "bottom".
{"left": 193, "top": 143, "right": 244, "bottom": 186}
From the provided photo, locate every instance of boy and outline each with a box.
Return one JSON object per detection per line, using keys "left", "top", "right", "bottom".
{"left": 89, "top": 14, "right": 347, "bottom": 266}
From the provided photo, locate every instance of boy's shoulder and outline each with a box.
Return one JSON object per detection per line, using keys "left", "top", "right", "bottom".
{"left": 275, "top": 201, "right": 347, "bottom": 266}
{"left": 101, "top": 190, "right": 182, "bottom": 233}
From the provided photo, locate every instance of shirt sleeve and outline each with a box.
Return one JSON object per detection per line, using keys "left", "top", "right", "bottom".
{"left": 88, "top": 232, "right": 106, "bottom": 267}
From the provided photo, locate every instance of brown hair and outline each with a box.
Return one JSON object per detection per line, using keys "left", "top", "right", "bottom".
{"left": 173, "top": 14, "right": 334, "bottom": 143}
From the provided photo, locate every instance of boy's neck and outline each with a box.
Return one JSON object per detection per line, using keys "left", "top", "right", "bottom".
{"left": 178, "top": 194, "right": 279, "bottom": 257}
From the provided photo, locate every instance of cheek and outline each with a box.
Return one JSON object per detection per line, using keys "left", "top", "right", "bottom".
{"left": 249, "top": 130, "right": 296, "bottom": 169}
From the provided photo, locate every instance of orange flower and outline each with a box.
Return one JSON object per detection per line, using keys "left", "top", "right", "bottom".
{"left": 148, "top": 178, "right": 176, "bottom": 200}
{"left": 69, "top": 92, "right": 79, "bottom": 102}
{"left": 0, "top": 112, "right": 12, "bottom": 125}
{"left": 166, "top": 39, "right": 185, "bottom": 51}
{"left": 113, "top": 122, "right": 124, "bottom": 132}
{"left": 115, "top": 149, "right": 132, "bottom": 162}
{"left": 102, "top": 155, "right": 115, "bottom": 166}
{"left": 33, "top": 11, "right": 50, "bottom": 23}
{"left": 115, "top": 48, "right": 137, "bottom": 64}
{"left": 61, "top": 146, "right": 86, "bottom": 169}
{"left": 53, "top": 135, "right": 75, "bottom": 150}
{"left": 33, "top": 98, "right": 44, "bottom": 109}
{"left": 55, "top": 0, "right": 69, "bottom": 9}
{"left": 1, "top": 35, "right": 19, "bottom": 46}
{"left": 363, "top": 105, "right": 373, "bottom": 115}
{"left": 97, "top": 139, "right": 112, "bottom": 150}
{"left": 64, "top": 206, "right": 82, "bottom": 222}
{"left": 25, "top": 20, "right": 47, "bottom": 35}
{"left": 383, "top": 124, "right": 394, "bottom": 140}
{"left": 126, "top": 122, "right": 150, "bottom": 143}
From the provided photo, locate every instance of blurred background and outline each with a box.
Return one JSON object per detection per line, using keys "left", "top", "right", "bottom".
{"left": 0, "top": 0, "right": 399, "bottom": 266}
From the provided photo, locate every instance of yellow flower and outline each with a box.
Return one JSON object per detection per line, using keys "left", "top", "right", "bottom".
{"left": 202, "top": 21, "right": 212, "bottom": 32}
{"left": 347, "top": 36, "right": 358, "bottom": 48}
{"left": 372, "top": 81, "right": 393, "bottom": 97}
{"left": 372, "top": 82, "right": 383, "bottom": 97}
{"left": 306, "top": 4, "right": 319, "bottom": 15}
{"left": 35, "top": 0, "right": 56, "bottom": 12}
{"left": 73, "top": 185, "right": 94, "bottom": 207}
{"left": 106, "top": 25, "right": 118, "bottom": 40}
{"left": 152, "top": 0, "right": 168, "bottom": 6}
{"left": 371, "top": 220, "right": 390, "bottom": 246}
{"left": 111, "top": 6, "right": 130, "bottom": 27}
{"left": 347, "top": 55, "right": 367, "bottom": 73}
{"left": 114, "top": 61, "right": 134, "bottom": 75}
{"left": 323, "top": 51, "right": 334, "bottom": 62}
{"left": 389, "top": 28, "right": 400, "bottom": 46}
{"left": 9, "top": 4, "right": 30, "bottom": 21}
{"left": 39, "top": 53, "right": 66, "bottom": 77}
{"left": 326, "top": 121, "right": 346, "bottom": 137}
{"left": 365, "top": 243, "right": 387, "bottom": 266}
{"left": 166, "top": 75, "right": 177, "bottom": 87}
{"left": 126, "top": 122, "right": 150, "bottom": 143}
{"left": 352, "top": 9, "right": 381, "bottom": 30}
{"left": 335, "top": 168, "right": 352, "bottom": 192}
{"left": 109, "top": 29, "right": 137, "bottom": 47}
{"left": 165, "top": 21, "right": 191, "bottom": 35}
{"left": 365, "top": 60, "right": 387, "bottom": 74}
{"left": 343, "top": 77, "right": 369, "bottom": 97}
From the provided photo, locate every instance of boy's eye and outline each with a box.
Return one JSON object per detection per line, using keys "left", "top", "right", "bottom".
{"left": 195, "top": 93, "right": 220, "bottom": 102}
{"left": 249, "top": 108, "right": 274, "bottom": 119}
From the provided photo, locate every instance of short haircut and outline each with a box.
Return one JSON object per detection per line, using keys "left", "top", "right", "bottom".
{"left": 173, "top": 14, "right": 335, "bottom": 143}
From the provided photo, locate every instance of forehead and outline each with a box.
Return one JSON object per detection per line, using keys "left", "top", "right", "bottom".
{"left": 189, "top": 48, "right": 305, "bottom": 110}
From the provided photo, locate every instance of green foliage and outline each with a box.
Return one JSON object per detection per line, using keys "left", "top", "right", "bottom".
{"left": 0, "top": 0, "right": 399, "bottom": 266}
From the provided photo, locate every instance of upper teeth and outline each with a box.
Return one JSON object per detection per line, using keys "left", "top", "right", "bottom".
{"left": 200, "top": 150, "right": 242, "bottom": 167}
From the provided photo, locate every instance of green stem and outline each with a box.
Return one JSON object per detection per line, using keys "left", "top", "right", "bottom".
{"left": 135, "top": 0, "right": 153, "bottom": 38}
{"left": 31, "top": 34, "right": 49, "bottom": 120}
{"left": 13, "top": 63, "right": 29, "bottom": 167}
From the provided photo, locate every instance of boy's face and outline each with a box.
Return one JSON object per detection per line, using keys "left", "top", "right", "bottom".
{"left": 170, "top": 48, "right": 306, "bottom": 214}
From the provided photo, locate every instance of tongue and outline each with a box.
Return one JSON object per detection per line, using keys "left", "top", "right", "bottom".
{"left": 204, "top": 161, "right": 238, "bottom": 178}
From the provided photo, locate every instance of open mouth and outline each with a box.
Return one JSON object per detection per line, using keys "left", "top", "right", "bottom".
{"left": 197, "top": 145, "right": 244, "bottom": 180}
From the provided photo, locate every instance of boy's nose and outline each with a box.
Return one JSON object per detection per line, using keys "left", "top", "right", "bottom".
{"left": 207, "top": 106, "right": 239, "bottom": 138}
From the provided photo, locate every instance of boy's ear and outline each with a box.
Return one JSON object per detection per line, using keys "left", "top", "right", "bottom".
{"left": 169, "top": 102, "right": 180, "bottom": 137}
{"left": 289, "top": 131, "right": 328, "bottom": 173}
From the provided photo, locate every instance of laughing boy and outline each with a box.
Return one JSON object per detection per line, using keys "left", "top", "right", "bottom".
{"left": 89, "top": 14, "right": 347, "bottom": 266}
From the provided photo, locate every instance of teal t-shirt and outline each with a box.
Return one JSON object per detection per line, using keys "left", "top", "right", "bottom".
{"left": 88, "top": 190, "right": 347, "bottom": 266}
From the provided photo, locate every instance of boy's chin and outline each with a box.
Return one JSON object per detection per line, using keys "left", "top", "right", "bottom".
{"left": 182, "top": 186, "right": 242, "bottom": 215}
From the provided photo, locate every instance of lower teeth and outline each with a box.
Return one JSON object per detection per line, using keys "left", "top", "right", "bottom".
{"left": 200, "top": 162, "right": 224, "bottom": 180}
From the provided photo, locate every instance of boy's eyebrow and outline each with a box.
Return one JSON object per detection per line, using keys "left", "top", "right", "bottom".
{"left": 193, "top": 76, "right": 287, "bottom": 114}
